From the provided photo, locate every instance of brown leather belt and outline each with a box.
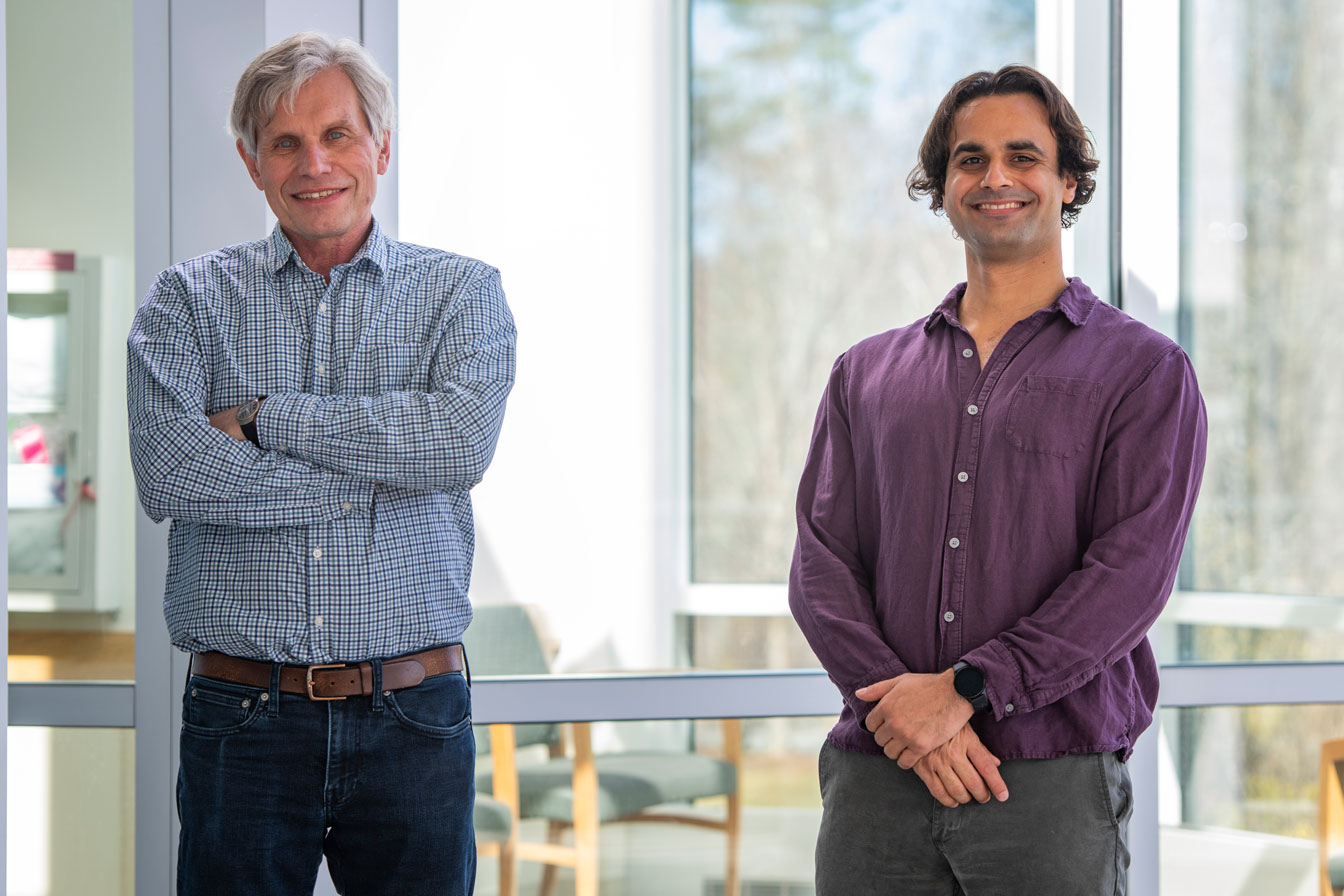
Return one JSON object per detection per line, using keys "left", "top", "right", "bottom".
{"left": 191, "top": 645, "right": 466, "bottom": 701}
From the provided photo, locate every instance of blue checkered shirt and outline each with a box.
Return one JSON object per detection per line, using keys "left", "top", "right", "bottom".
{"left": 127, "top": 222, "right": 516, "bottom": 663}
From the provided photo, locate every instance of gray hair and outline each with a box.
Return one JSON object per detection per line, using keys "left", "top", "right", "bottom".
{"left": 230, "top": 31, "right": 396, "bottom": 158}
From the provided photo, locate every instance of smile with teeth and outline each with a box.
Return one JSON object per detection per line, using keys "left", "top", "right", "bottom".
{"left": 295, "top": 188, "right": 344, "bottom": 199}
{"left": 976, "top": 201, "right": 1025, "bottom": 210}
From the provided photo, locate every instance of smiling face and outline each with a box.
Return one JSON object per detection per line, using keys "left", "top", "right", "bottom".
{"left": 237, "top": 67, "right": 390, "bottom": 272}
{"left": 942, "top": 92, "right": 1077, "bottom": 267}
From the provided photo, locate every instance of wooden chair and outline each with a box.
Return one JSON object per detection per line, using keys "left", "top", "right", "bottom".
{"left": 474, "top": 792, "right": 517, "bottom": 896}
{"left": 465, "top": 603, "right": 742, "bottom": 896}
{"left": 1321, "top": 737, "right": 1344, "bottom": 896}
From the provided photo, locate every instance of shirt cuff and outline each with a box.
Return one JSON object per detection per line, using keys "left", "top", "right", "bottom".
{"left": 255, "top": 392, "right": 321, "bottom": 457}
{"left": 963, "top": 639, "right": 1029, "bottom": 721}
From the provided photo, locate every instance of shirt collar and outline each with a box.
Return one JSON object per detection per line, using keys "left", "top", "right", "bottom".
{"left": 923, "top": 277, "right": 1099, "bottom": 334}
{"left": 262, "top": 219, "right": 390, "bottom": 277}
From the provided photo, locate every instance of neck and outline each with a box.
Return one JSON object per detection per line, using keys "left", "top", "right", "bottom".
{"left": 959, "top": 244, "right": 1069, "bottom": 325}
{"left": 284, "top": 219, "right": 373, "bottom": 282}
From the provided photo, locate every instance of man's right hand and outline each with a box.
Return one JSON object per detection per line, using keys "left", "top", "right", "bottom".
{"left": 912, "top": 723, "right": 1009, "bottom": 808}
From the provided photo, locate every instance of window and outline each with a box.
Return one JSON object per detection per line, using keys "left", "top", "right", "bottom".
{"left": 689, "top": 0, "right": 1038, "bottom": 584}
{"left": 1168, "top": 0, "right": 1344, "bottom": 662}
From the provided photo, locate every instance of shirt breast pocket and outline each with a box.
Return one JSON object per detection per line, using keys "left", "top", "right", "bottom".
{"left": 1003, "top": 375, "right": 1102, "bottom": 459}
{"left": 368, "top": 341, "right": 425, "bottom": 393}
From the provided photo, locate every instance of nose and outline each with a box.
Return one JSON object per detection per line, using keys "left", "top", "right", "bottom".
{"left": 298, "top": 141, "right": 332, "bottom": 175}
{"left": 980, "top": 156, "right": 1012, "bottom": 189}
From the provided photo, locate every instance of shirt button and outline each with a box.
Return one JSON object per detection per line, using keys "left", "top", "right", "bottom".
{"left": 314, "top": 616, "right": 324, "bottom": 627}
{"left": 967, "top": 404, "right": 979, "bottom": 416}
{"left": 317, "top": 363, "right": 327, "bottom": 375}
{"left": 962, "top": 348, "right": 973, "bottom": 358}
{"left": 318, "top": 302, "right": 328, "bottom": 314}
{"left": 943, "top": 611, "right": 955, "bottom": 623}
{"left": 312, "top": 548, "right": 323, "bottom": 559}
{"left": 957, "top": 472, "right": 969, "bottom": 483}
{"left": 341, "top": 501, "right": 352, "bottom": 512}
{"left": 1005, "top": 703, "right": 1015, "bottom": 713}
{"left": 948, "top": 537, "right": 960, "bottom": 549}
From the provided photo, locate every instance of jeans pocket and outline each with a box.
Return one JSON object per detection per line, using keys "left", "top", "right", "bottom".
{"left": 384, "top": 673, "right": 472, "bottom": 738}
{"left": 182, "top": 676, "right": 265, "bottom": 737}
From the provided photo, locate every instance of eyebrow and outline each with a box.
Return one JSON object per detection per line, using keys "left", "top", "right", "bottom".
{"left": 951, "top": 139, "right": 1048, "bottom": 158}
{"left": 266, "top": 118, "right": 361, "bottom": 140}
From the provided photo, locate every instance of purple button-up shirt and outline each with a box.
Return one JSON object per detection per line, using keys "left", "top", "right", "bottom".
{"left": 789, "top": 279, "right": 1207, "bottom": 761}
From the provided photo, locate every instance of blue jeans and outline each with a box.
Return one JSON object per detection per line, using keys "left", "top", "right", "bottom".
{"left": 177, "top": 661, "right": 476, "bottom": 896}
{"left": 815, "top": 741, "right": 1131, "bottom": 895}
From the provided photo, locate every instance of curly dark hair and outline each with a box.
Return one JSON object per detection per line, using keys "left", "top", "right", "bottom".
{"left": 906, "top": 64, "right": 1099, "bottom": 228}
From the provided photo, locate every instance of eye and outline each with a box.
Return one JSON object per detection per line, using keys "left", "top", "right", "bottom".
{"left": 328, "top": 129, "right": 347, "bottom": 141}
{"left": 275, "top": 137, "right": 296, "bottom": 150}
{"left": 958, "top": 156, "right": 983, "bottom": 166}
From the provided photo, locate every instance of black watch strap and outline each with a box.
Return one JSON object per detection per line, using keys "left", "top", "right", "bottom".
{"left": 240, "top": 416, "right": 261, "bottom": 449}
{"left": 952, "top": 660, "right": 990, "bottom": 713}
{"left": 236, "top": 396, "right": 266, "bottom": 449}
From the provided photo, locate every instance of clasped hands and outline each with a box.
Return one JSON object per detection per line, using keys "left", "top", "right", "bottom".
{"left": 857, "top": 671, "right": 1009, "bottom": 808}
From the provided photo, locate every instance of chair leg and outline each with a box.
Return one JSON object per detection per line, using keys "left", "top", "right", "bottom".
{"left": 498, "top": 837, "right": 516, "bottom": 896}
{"left": 723, "top": 789, "right": 742, "bottom": 896}
{"left": 571, "top": 722, "right": 601, "bottom": 896}
{"left": 573, "top": 827, "right": 599, "bottom": 896}
{"left": 538, "top": 821, "right": 565, "bottom": 896}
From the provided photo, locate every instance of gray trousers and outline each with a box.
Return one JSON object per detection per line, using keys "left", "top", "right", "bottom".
{"left": 815, "top": 740, "right": 1131, "bottom": 895}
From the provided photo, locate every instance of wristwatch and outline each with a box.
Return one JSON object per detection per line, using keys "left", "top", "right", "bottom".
{"left": 952, "top": 660, "right": 990, "bottom": 713}
{"left": 236, "top": 396, "right": 266, "bottom": 449}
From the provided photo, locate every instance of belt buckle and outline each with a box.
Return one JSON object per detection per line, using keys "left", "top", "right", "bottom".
{"left": 305, "top": 663, "right": 349, "bottom": 701}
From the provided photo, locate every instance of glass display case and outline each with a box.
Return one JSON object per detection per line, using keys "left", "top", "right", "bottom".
{"left": 7, "top": 249, "right": 106, "bottom": 611}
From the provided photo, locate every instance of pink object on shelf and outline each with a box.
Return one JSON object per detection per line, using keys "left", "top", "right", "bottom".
{"left": 6, "top": 248, "right": 76, "bottom": 272}
{"left": 12, "top": 424, "right": 51, "bottom": 464}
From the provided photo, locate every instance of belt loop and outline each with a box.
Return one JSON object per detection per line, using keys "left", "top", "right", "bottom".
{"left": 267, "top": 662, "right": 282, "bottom": 716}
{"left": 370, "top": 659, "right": 385, "bottom": 711}
{"left": 462, "top": 644, "right": 471, "bottom": 688}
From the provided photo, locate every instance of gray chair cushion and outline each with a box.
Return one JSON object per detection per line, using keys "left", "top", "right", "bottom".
{"left": 479, "top": 752, "right": 737, "bottom": 823}
{"left": 473, "top": 794, "right": 513, "bottom": 843}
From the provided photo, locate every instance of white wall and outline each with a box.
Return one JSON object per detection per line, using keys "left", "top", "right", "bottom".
{"left": 400, "top": 1, "right": 674, "bottom": 671}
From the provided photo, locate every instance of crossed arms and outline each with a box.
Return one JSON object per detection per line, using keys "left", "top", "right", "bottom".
{"left": 127, "top": 263, "right": 516, "bottom": 526}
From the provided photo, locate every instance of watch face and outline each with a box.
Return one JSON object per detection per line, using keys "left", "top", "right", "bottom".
{"left": 955, "top": 664, "right": 985, "bottom": 698}
{"left": 236, "top": 398, "right": 261, "bottom": 425}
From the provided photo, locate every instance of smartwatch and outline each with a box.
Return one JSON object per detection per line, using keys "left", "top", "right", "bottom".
{"left": 236, "top": 396, "right": 266, "bottom": 449}
{"left": 952, "top": 660, "right": 990, "bottom": 713}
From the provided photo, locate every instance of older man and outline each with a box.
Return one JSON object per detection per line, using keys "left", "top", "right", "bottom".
{"left": 789, "top": 65, "right": 1206, "bottom": 894}
{"left": 127, "top": 32, "right": 515, "bottom": 895}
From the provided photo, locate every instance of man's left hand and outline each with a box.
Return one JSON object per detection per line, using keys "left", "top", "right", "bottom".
{"left": 856, "top": 670, "right": 973, "bottom": 768}
{"left": 208, "top": 406, "right": 246, "bottom": 441}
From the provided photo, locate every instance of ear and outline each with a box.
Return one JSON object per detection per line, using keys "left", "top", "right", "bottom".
{"left": 377, "top": 131, "right": 391, "bottom": 175}
{"left": 237, "top": 139, "right": 265, "bottom": 190}
{"left": 1061, "top": 171, "right": 1078, "bottom": 206}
